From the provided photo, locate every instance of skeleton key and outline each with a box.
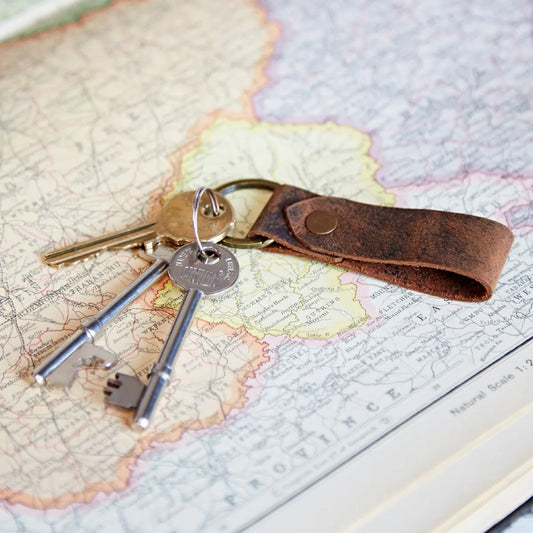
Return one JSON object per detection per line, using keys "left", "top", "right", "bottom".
{"left": 33, "top": 245, "right": 176, "bottom": 388}
{"left": 42, "top": 190, "right": 233, "bottom": 267}
{"left": 34, "top": 190, "right": 234, "bottom": 387}
{"left": 104, "top": 241, "right": 239, "bottom": 430}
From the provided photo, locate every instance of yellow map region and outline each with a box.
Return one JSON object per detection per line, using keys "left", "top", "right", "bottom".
{"left": 157, "top": 119, "right": 395, "bottom": 339}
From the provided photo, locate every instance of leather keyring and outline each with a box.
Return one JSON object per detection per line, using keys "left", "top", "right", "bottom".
{"left": 247, "top": 184, "right": 514, "bottom": 302}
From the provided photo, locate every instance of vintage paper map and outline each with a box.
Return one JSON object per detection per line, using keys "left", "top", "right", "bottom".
{"left": 0, "top": 0, "right": 531, "bottom": 531}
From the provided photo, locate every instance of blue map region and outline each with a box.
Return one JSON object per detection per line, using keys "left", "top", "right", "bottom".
{"left": 254, "top": 0, "right": 532, "bottom": 188}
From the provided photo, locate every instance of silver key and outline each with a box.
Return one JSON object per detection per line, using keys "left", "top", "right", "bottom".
{"left": 104, "top": 241, "right": 239, "bottom": 430}
{"left": 33, "top": 245, "right": 175, "bottom": 388}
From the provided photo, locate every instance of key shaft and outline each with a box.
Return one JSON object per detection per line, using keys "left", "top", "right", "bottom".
{"left": 33, "top": 257, "right": 169, "bottom": 387}
{"left": 134, "top": 288, "right": 203, "bottom": 429}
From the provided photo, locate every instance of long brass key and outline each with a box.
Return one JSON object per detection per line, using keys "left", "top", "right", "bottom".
{"left": 42, "top": 190, "right": 234, "bottom": 267}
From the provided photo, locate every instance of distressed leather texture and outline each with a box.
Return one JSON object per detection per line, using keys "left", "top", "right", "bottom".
{"left": 247, "top": 184, "right": 514, "bottom": 301}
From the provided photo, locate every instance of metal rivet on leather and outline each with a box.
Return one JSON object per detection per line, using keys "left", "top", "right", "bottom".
{"left": 305, "top": 210, "right": 338, "bottom": 235}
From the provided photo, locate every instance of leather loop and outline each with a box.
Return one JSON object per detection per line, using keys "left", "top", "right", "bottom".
{"left": 247, "top": 184, "right": 514, "bottom": 301}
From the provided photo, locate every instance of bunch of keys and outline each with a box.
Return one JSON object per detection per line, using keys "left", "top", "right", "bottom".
{"left": 33, "top": 187, "right": 235, "bottom": 390}
{"left": 33, "top": 179, "right": 281, "bottom": 428}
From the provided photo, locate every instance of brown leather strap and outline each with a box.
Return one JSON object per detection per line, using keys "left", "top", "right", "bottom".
{"left": 247, "top": 184, "right": 514, "bottom": 301}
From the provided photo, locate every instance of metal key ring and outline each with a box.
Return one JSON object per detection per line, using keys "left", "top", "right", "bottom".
{"left": 192, "top": 187, "right": 221, "bottom": 261}
{"left": 215, "top": 178, "right": 277, "bottom": 249}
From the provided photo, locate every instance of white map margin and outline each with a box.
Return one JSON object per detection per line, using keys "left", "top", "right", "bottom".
{"left": 249, "top": 340, "right": 533, "bottom": 532}
{"left": 0, "top": 0, "right": 86, "bottom": 42}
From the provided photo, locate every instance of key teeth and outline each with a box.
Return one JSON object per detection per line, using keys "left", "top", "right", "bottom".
{"left": 78, "top": 344, "right": 117, "bottom": 368}
{"left": 36, "top": 343, "right": 117, "bottom": 390}
{"left": 104, "top": 372, "right": 146, "bottom": 409}
{"left": 42, "top": 248, "right": 107, "bottom": 268}
{"left": 40, "top": 356, "right": 85, "bottom": 389}
{"left": 44, "top": 369, "right": 78, "bottom": 390}
{"left": 104, "top": 376, "right": 122, "bottom": 390}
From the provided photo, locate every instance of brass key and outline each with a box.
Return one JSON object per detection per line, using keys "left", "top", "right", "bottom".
{"left": 42, "top": 190, "right": 234, "bottom": 267}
